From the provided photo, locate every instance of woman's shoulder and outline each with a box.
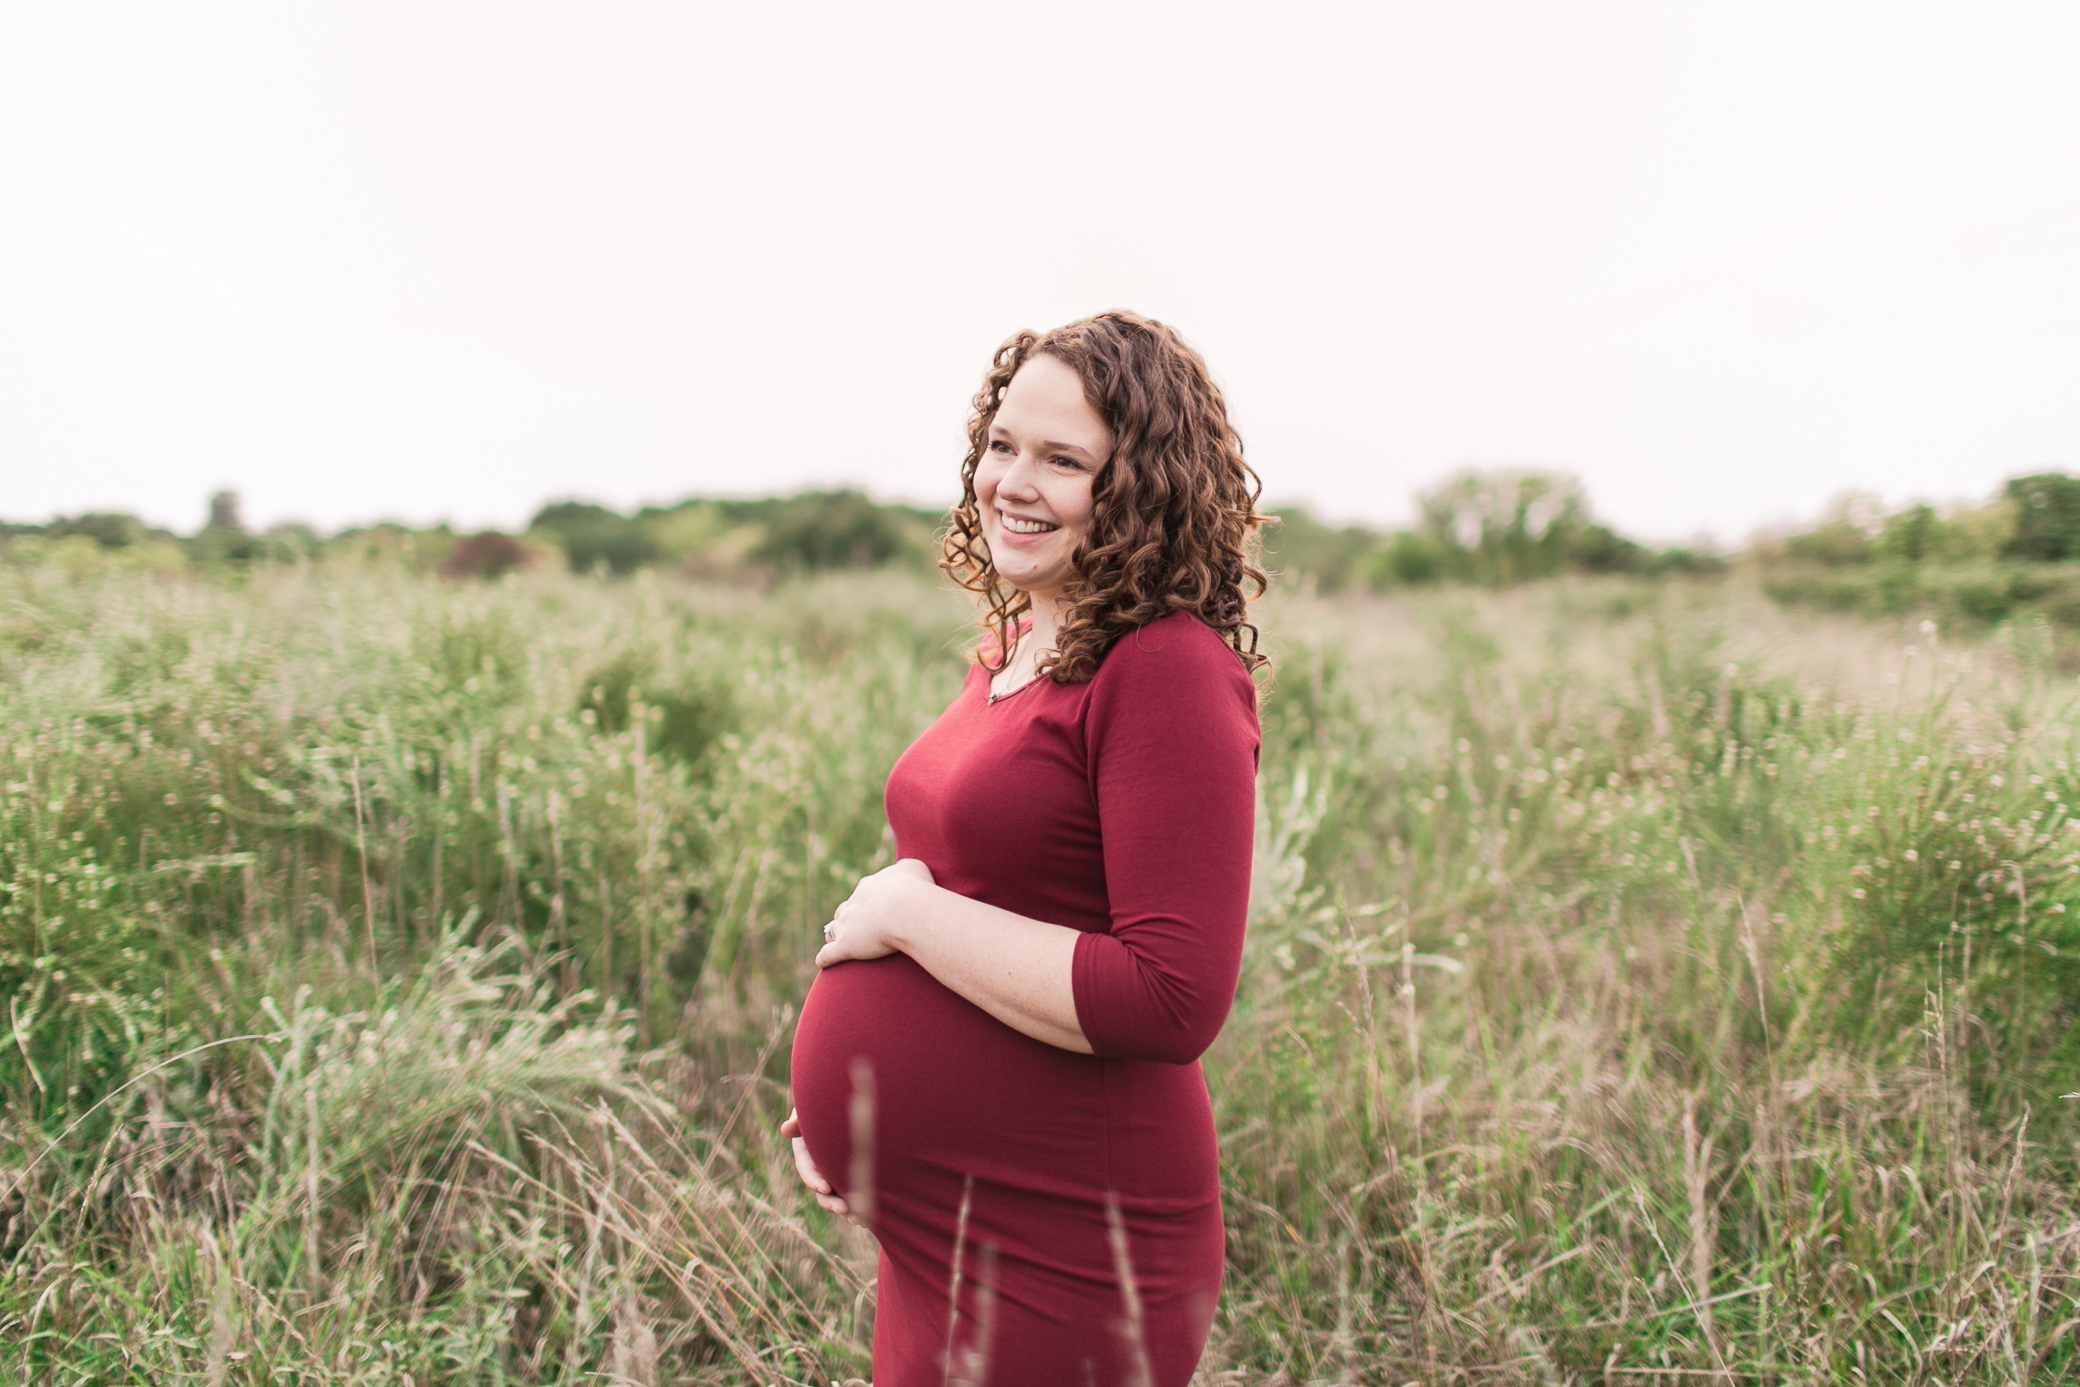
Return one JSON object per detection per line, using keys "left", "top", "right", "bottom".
{"left": 1092, "top": 611, "right": 1257, "bottom": 695}
{"left": 1081, "top": 613, "right": 1260, "bottom": 762}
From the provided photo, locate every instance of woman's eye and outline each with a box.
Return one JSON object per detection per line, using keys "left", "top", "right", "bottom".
{"left": 988, "top": 439, "right": 1012, "bottom": 453}
{"left": 1051, "top": 455, "right": 1082, "bottom": 470}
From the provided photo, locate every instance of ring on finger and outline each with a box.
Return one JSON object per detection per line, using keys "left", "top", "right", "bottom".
{"left": 822, "top": 922, "right": 836, "bottom": 941}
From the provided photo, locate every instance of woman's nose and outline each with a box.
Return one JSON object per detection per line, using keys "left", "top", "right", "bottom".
{"left": 996, "top": 453, "right": 1042, "bottom": 498}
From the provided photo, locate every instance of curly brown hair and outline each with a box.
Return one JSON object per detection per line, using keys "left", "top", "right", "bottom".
{"left": 942, "top": 310, "right": 1271, "bottom": 683}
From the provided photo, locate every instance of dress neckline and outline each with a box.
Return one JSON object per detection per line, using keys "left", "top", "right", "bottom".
{"left": 984, "top": 617, "right": 1041, "bottom": 705}
{"left": 986, "top": 671, "right": 1044, "bottom": 706}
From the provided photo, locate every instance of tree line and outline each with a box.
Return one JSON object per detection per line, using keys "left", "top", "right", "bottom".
{"left": 8, "top": 469, "right": 2080, "bottom": 613}
{"left": 0, "top": 471, "right": 1713, "bottom": 589}
{"left": 1756, "top": 473, "right": 2080, "bottom": 626}
{"left": 0, "top": 490, "right": 944, "bottom": 582}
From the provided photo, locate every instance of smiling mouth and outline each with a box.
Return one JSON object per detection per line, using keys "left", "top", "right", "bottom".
{"left": 999, "top": 514, "right": 1059, "bottom": 535}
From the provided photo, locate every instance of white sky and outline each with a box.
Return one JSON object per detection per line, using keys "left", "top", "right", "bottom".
{"left": 3, "top": 2, "right": 2078, "bottom": 544}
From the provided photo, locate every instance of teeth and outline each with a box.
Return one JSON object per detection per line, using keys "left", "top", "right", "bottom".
{"left": 1001, "top": 515, "right": 1058, "bottom": 535}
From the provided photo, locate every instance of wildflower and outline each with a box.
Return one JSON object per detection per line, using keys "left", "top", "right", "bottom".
{"left": 1904, "top": 850, "right": 1919, "bottom": 862}
{"left": 1852, "top": 888, "right": 1867, "bottom": 899}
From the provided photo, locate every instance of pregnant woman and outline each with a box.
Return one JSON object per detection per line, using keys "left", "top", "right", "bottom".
{"left": 783, "top": 310, "right": 1267, "bottom": 1386}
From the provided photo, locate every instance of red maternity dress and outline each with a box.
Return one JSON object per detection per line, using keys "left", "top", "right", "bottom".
{"left": 789, "top": 611, "right": 1260, "bottom": 1386}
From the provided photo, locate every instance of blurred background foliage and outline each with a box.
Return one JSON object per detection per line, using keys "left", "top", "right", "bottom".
{"left": 1755, "top": 473, "right": 2080, "bottom": 629}
{"left": 1260, "top": 468, "right": 1723, "bottom": 591}
{"left": 14, "top": 466, "right": 2080, "bottom": 631}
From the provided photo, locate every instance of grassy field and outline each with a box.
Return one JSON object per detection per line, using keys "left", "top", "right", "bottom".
{"left": 3, "top": 558, "right": 2080, "bottom": 1385}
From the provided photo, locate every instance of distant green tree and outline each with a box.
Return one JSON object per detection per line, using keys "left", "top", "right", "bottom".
{"left": 1874, "top": 504, "right": 1940, "bottom": 564}
{"left": 189, "top": 490, "right": 259, "bottom": 565}
{"left": 258, "top": 522, "right": 322, "bottom": 563}
{"left": 1570, "top": 523, "right": 1651, "bottom": 574}
{"left": 47, "top": 512, "right": 159, "bottom": 548}
{"left": 207, "top": 491, "right": 243, "bottom": 532}
{"left": 1416, "top": 469, "right": 1592, "bottom": 585}
{"left": 744, "top": 490, "right": 916, "bottom": 571}
{"left": 1653, "top": 546, "right": 1726, "bottom": 576}
{"left": 1259, "top": 506, "right": 1379, "bottom": 592}
{"left": 2004, "top": 474, "right": 2080, "bottom": 562}
{"left": 529, "top": 501, "right": 659, "bottom": 575}
{"left": 1781, "top": 492, "right": 1882, "bottom": 567}
{"left": 319, "top": 522, "right": 458, "bottom": 572}
{"left": 1786, "top": 522, "right": 1874, "bottom": 566}
{"left": 1367, "top": 530, "right": 1452, "bottom": 587}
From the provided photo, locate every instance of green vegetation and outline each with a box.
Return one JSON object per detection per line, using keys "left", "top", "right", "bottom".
{"left": 1262, "top": 468, "right": 2080, "bottom": 628}
{"left": 0, "top": 489, "right": 945, "bottom": 586}
{"left": 3, "top": 466, "right": 1717, "bottom": 598}
{"left": 5, "top": 551, "right": 2080, "bottom": 1382}
{"left": 526, "top": 493, "right": 941, "bottom": 581}
{"left": 24, "top": 465, "right": 2080, "bottom": 628}
{"left": 1758, "top": 474, "right": 2080, "bottom": 629}
{"left": 1262, "top": 470, "right": 1722, "bottom": 593}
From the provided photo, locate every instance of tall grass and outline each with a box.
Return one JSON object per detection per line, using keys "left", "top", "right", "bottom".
{"left": 3, "top": 558, "right": 2078, "bottom": 1383}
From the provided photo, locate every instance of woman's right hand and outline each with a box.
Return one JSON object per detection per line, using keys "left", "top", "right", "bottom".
{"left": 779, "top": 1108, "right": 860, "bottom": 1226}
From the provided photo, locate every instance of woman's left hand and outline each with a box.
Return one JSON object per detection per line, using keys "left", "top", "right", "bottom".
{"left": 816, "top": 858, "right": 936, "bottom": 969}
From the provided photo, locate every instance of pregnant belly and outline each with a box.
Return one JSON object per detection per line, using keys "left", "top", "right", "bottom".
{"left": 793, "top": 956, "right": 1225, "bottom": 1385}
{"left": 789, "top": 954, "right": 1122, "bottom": 1212}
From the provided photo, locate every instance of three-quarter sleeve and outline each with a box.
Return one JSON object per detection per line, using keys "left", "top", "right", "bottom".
{"left": 1069, "top": 617, "right": 1260, "bottom": 1064}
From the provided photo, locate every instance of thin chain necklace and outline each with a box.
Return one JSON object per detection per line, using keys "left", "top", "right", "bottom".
{"left": 988, "top": 631, "right": 1044, "bottom": 704}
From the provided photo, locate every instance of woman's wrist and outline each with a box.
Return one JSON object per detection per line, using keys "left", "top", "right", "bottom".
{"left": 880, "top": 874, "right": 937, "bottom": 954}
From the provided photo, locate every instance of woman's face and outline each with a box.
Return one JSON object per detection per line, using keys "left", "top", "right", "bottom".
{"left": 975, "top": 353, "right": 1112, "bottom": 602}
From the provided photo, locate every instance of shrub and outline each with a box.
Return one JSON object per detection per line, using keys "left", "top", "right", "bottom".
{"left": 1366, "top": 529, "right": 1452, "bottom": 586}
{"left": 1784, "top": 518, "right": 1875, "bottom": 566}
{"left": 441, "top": 531, "right": 535, "bottom": 580}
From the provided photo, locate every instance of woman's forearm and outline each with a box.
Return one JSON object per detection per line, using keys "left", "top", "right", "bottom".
{"left": 887, "top": 884, "right": 1092, "bottom": 1054}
